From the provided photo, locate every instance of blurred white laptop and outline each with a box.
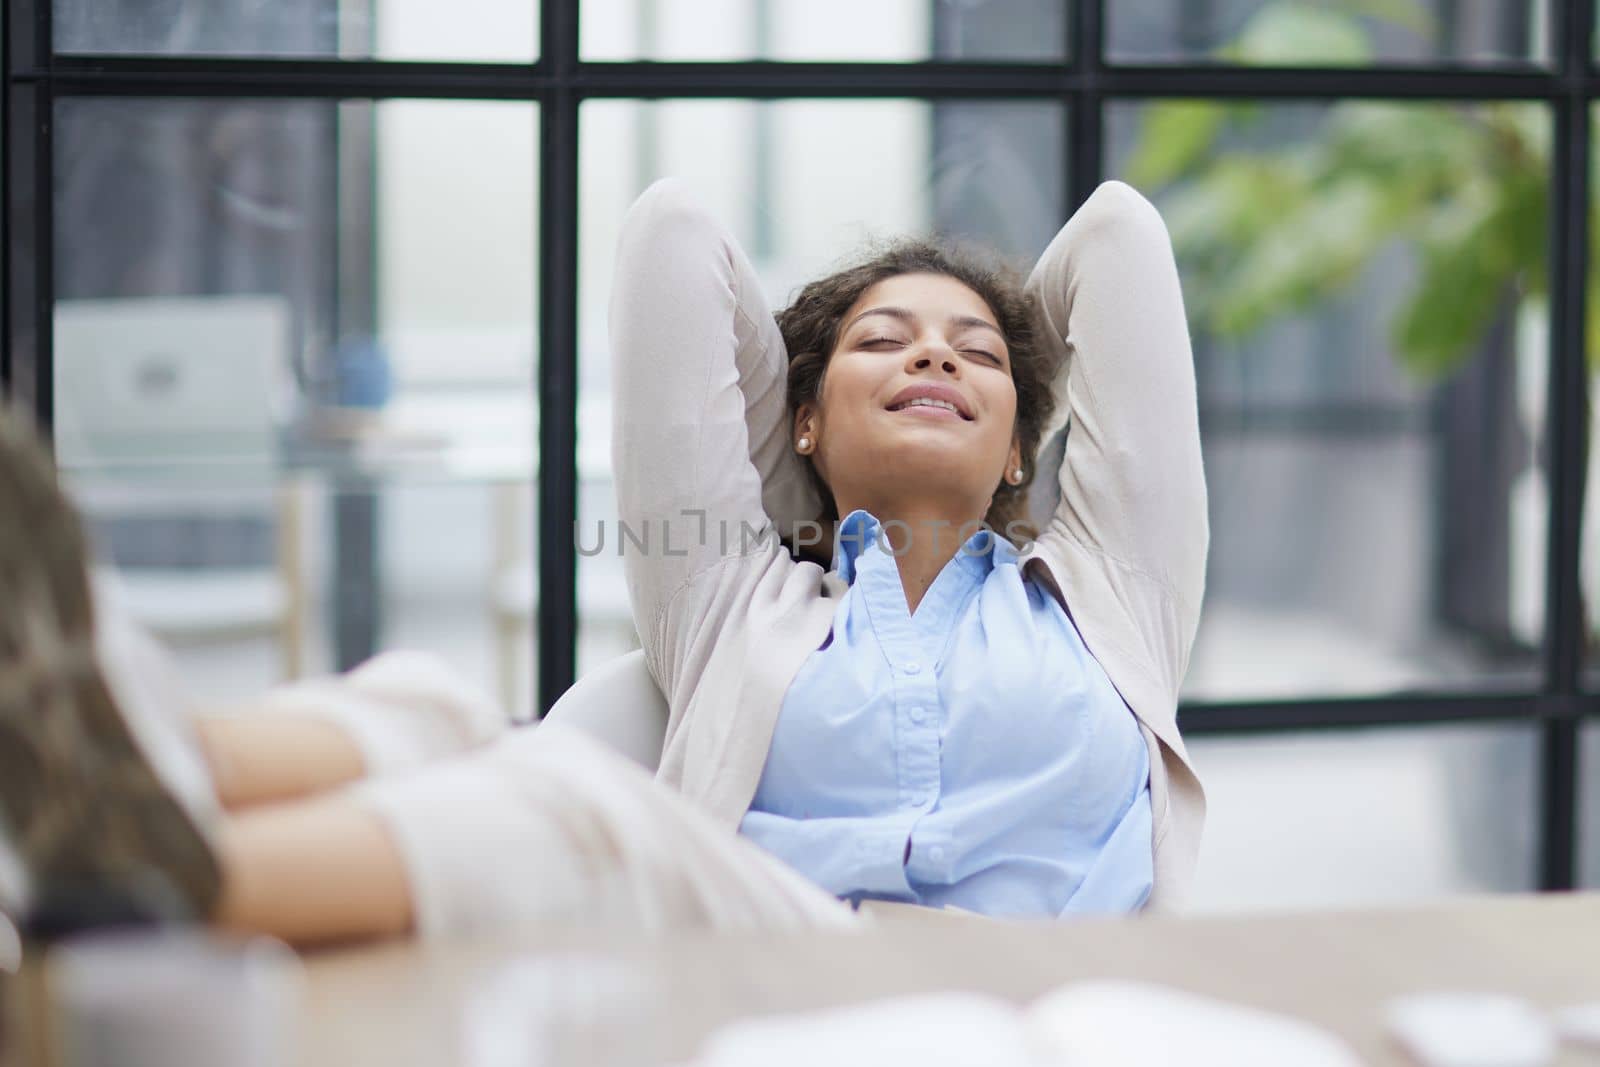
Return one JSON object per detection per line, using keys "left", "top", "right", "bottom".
{"left": 50, "top": 296, "right": 307, "bottom": 678}
{"left": 52, "top": 294, "right": 291, "bottom": 471}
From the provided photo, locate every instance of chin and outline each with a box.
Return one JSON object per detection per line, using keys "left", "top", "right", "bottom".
{"left": 861, "top": 444, "right": 988, "bottom": 494}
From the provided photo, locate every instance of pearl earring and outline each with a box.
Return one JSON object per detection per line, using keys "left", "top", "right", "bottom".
{"left": 1011, "top": 468, "right": 1024, "bottom": 483}
{"left": 797, "top": 437, "right": 811, "bottom": 452}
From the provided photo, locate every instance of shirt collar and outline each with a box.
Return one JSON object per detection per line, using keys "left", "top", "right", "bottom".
{"left": 831, "top": 508, "right": 1016, "bottom": 586}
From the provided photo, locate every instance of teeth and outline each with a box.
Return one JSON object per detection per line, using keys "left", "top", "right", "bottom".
{"left": 895, "top": 397, "right": 961, "bottom": 415}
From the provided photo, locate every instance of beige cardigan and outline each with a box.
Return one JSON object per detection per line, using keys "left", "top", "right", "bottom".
{"left": 608, "top": 178, "right": 1209, "bottom": 911}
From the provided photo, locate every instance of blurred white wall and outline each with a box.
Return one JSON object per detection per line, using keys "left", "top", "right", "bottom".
{"left": 1185, "top": 726, "right": 1540, "bottom": 915}
{"left": 370, "top": 0, "right": 537, "bottom": 61}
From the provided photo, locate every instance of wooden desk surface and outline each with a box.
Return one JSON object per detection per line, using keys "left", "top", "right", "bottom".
{"left": 299, "top": 892, "right": 1600, "bottom": 1066}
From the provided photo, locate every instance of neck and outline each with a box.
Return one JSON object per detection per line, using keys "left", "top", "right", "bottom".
{"left": 836, "top": 492, "right": 987, "bottom": 615}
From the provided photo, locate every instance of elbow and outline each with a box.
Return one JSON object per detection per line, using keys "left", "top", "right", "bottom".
{"left": 1031, "top": 179, "right": 1177, "bottom": 300}
{"left": 613, "top": 177, "right": 740, "bottom": 304}
{"left": 618, "top": 177, "right": 716, "bottom": 252}
{"left": 610, "top": 177, "right": 739, "bottom": 361}
{"left": 1079, "top": 179, "right": 1172, "bottom": 245}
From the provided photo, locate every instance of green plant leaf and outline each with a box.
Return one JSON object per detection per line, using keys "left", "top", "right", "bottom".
{"left": 1221, "top": 3, "right": 1374, "bottom": 65}
{"left": 1208, "top": 173, "right": 1392, "bottom": 336}
{"left": 1394, "top": 190, "right": 1512, "bottom": 379}
{"left": 1117, "top": 3, "right": 1559, "bottom": 378}
{"left": 1126, "top": 101, "right": 1228, "bottom": 189}
{"left": 1341, "top": 0, "right": 1435, "bottom": 36}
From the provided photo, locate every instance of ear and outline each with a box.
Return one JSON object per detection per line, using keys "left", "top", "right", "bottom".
{"left": 794, "top": 404, "right": 820, "bottom": 442}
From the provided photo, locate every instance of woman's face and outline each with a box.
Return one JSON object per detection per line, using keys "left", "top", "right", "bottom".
{"left": 798, "top": 271, "right": 1020, "bottom": 513}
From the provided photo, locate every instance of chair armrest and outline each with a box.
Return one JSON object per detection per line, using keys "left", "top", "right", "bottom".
{"left": 542, "top": 648, "right": 668, "bottom": 773}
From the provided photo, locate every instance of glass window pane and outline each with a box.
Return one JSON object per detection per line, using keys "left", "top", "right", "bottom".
{"left": 1109, "top": 1, "right": 1549, "bottom": 68}
{"left": 1187, "top": 724, "right": 1539, "bottom": 913}
{"left": 1106, "top": 100, "right": 1551, "bottom": 702}
{"left": 54, "top": 0, "right": 539, "bottom": 62}
{"left": 576, "top": 98, "right": 1065, "bottom": 675}
{"left": 53, "top": 97, "right": 539, "bottom": 717}
{"left": 581, "top": 0, "right": 1066, "bottom": 62}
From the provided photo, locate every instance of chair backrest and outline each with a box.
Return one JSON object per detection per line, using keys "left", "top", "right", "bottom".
{"left": 542, "top": 648, "right": 668, "bottom": 772}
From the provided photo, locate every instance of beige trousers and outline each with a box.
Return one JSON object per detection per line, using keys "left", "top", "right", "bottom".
{"left": 254, "top": 652, "right": 858, "bottom": 939}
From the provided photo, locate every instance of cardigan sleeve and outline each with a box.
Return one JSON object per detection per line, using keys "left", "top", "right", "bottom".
{"left": 1023, "top": 180, "right": 1210, "bottom": 623}
{"left": 607, "top": 178, "right": 819, "bottom": 698}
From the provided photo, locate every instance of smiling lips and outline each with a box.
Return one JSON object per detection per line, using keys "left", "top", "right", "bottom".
{"left": 885, "top": 383, "right": 974, "bottom": 421}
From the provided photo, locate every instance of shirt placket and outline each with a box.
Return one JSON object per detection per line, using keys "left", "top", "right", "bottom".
{"left": 903, "top": 554, "right": 984, "bottom": 889}
{"left": 854, "top": 540, "right": 957, "bottom": 899}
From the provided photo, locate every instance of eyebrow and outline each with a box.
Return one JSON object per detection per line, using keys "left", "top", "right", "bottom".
{"left": 846, "top": 306, "right": 1006, "bottom": 341}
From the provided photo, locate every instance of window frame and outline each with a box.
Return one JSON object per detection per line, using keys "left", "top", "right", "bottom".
{"left": 2, "top": 0, "right": 1593, "bottom": 889}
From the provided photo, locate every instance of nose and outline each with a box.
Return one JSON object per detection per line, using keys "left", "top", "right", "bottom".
{"left": 907, "top": 336, "right": 959, "bottom": 376}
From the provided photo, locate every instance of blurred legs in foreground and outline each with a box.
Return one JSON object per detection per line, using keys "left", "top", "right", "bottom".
{"left": 0, "top": 411, "right": 854, "bottom": 948}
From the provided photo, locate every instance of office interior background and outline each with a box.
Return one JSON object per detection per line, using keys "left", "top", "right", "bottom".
{"left": 1, "top": 0, "right": 1596, "bottom": 916}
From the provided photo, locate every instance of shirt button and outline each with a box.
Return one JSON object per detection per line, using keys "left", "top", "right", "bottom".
{"left": 901, "top": 661, "right": 922, "bottom": 675}
{"left": 909, "top": 707, "right": 926, "bottom": 725}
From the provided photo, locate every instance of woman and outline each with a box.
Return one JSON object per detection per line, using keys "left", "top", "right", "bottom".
{"left": 0, "top": 178, "right": 1207, "bottom": 944}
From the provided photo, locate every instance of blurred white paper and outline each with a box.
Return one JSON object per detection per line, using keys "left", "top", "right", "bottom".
{"left": 1030, "top": 980, "right": 1363, "bottom": 1067}
{"left": 1552, "top": 1002, "right": 1600, "bottom": 1047}
{"left": 682, "top": 980, "right": 1363, "bottom": 1067}
{"left": 691, "top": 993, "right": 1032, "bottom": 1067}
{"left": 1384, "top": 993, "right": 1555, "bottom": 1067}
{"left": 464, "top": 953, "right": 660, "bottom": 1067}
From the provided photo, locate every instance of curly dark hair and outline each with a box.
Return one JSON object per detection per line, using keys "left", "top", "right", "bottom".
{"left": 778, "top": 237, "right": 1055, "bottom": 555}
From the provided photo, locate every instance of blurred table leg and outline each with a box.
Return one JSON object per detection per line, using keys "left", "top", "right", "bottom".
{"left": 333, "top": 483, "right": 381, "bottom": 671}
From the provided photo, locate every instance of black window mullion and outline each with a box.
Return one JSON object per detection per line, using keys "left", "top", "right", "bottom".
{"left": 1063, "top": 0, "right": 1076, "bottom": 69}
{"left": 23, "top": 58, "right": 1592, "bottom": 104}
{"left": 1066, "top": 0, "right": 1103, "bottom": 214}
{"left": 1535, "top": 0, "right": 1595, "bottom": 893}
{"left": 34, "top": 2, "right": 53, "bottom": 431}
{"left": 1549, "top": 0, "right": 1595, "bottom": 715}
{"left": 0, "top": 0, "right": 9, "bottom": 398}
{"left": 1057, "top": 0, "right": 1076, "bottom": 213}
{"left": 537, "top": 0, "right": 580, "bottom": 715}
{"left": 39, "top": 57, "right": 554, "bottom": 99}
{"left": 4, "top": 0, "right": 49, "bottom": 427}
{"left": 1541, "top": 716, "right": 1580, "bottom": 890}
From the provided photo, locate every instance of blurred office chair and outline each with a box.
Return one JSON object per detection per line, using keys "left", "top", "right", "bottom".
{"left": 76, "top": 482, "right": 310, "bottom": 680}
{"left": 542, "top": 647, "right": 667, "bottom": 772}
{"left": 489, "top": 463, "right": 642, "bottom": 718}
{"left": 53, "top": 295, "right": 310, "bottom": 680}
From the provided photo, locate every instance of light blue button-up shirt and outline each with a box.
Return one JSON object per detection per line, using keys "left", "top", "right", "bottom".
{"left": 739, "top": 508, "right": 1153, "bottom": 918}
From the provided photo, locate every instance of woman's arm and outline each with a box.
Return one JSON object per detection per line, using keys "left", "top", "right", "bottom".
{"left": 1024, "top": 180, "right": 1210, "bottom": 615}
{"left": 607, "top": 179, "right": 819, "bottom": 698}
